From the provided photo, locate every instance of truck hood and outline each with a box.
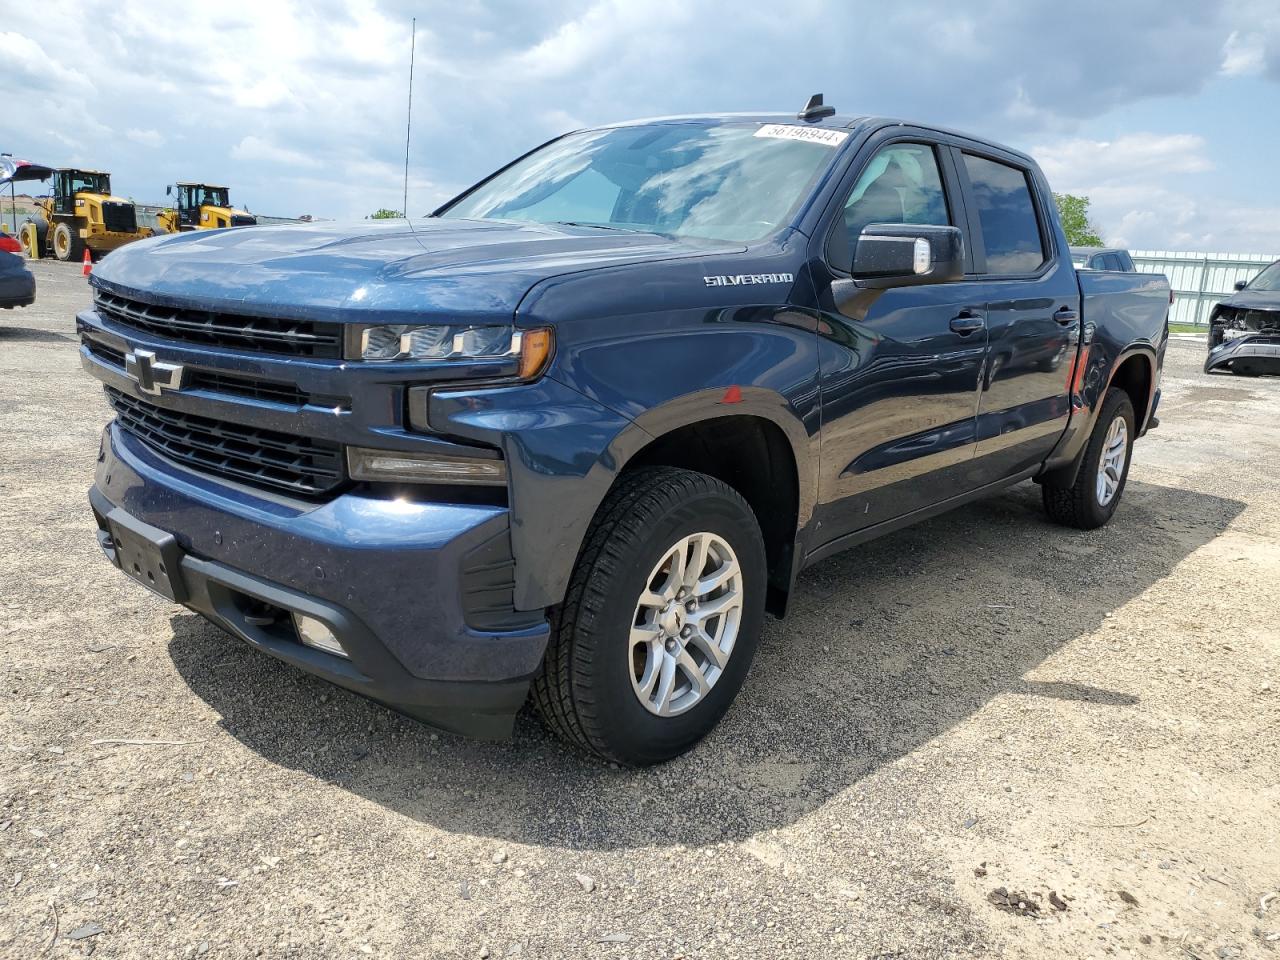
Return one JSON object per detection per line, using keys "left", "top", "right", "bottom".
{"left": 1219, "top": 289, "right": 1280, "bottom": 313}
{"left": 91, "top": 217, "right": 740, "bottom": 325}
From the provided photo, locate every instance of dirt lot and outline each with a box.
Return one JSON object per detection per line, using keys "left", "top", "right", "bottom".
{"left": 2, "top": 260, "right": 1277, "bottom": 959}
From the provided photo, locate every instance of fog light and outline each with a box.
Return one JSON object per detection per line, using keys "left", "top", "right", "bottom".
{"left": 292, "top": 614, "right": 348, "bottom": 658}
{"left": 347, "top": 446, "right": 507, "bottom": 486}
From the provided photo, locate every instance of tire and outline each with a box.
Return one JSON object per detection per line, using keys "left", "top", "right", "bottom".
{"left": 1042, "top": 387, "right": 1135, "bottom": 530}
{"left": 51, "top": 222, "right": 86, "bottom": 263}
{"left": 532, "top": 467, "right": 767, "bottom": 766}
{"left": 19, "top": 220, "right": 45, "bottom": 259}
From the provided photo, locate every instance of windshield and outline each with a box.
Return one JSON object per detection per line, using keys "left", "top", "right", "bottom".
{"left": 199, "top": 187, "right": 230, "bottom": 207}
{"left": 439, "top": 122, "right": 846, "bottom": 242}
{"left": 69, "top": 172, "right": 110, "bottom": 195}
{"left": 1245, "top": 260, "right": 1280, "bottom": 291}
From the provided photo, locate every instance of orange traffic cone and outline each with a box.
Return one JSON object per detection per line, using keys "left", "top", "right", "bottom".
{"left": 82, "top": 248, "right": 92, "bottom": 276}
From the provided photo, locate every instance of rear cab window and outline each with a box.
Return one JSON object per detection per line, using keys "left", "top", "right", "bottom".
{"left": 961, "top": 153, "right": 1047, "bottom": 276}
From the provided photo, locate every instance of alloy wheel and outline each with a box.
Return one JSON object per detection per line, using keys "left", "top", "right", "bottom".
{"left": 628, "top": 531, "right": 744, "bottom": 717}
{"left": 1096, "top": 415, "right": 1128, "bottom": 506}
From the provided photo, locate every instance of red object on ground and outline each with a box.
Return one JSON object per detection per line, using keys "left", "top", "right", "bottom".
{"left": 82, "top": 248, "right": 93, "bottom": 276}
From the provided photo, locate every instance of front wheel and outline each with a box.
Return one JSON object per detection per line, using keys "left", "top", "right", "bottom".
{"left": 52, "top": 222, "right": 86, "bottom": 263}
{"left": 1042, "top": 387, "right": 1136, "bottom": 529}
{"left": 532, "top": 467, "right": 767, "bottom": 766}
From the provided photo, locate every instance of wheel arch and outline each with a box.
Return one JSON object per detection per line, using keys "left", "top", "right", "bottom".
{"left": 1107, "top": 347, "right": 1156, "bottom": 434}
{"left": 1039, "top": 343, "right": 1156, "bottom": 490}
{"left": 605, "top": 388, "right": 815, "bottom": 617}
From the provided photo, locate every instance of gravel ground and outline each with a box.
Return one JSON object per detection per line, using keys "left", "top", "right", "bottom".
{"left": 2, "top": 260, "right": 1278, "bottom": 959}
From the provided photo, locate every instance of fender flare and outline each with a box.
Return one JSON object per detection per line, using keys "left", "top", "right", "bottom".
{"left": 1105, "top": 343, "right": 1158, "bottom": 431}
{"left": 601, "top": 384, "right": 818, "bottom": 531}
{"left": 1042, "top": 343, "right": 1157, "bottom": 489}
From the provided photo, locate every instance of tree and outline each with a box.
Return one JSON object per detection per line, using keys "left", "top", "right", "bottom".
{"left": 368, "top": 208, "right": 403, "bottom": 219}
{"left": 1053, "top": 193, "right": 1104, "bottom": 247}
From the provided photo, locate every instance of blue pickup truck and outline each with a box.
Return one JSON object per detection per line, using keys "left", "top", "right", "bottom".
{"left": 77, "top": 102, "right": 1170, "bottom": 765}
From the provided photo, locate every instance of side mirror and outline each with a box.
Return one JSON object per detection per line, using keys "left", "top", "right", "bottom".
{"left": 852, "top": 223, "right": 964, "bottom": 289}
{"left": 1234, "top": 279, "right": 1247, "bottom": 291}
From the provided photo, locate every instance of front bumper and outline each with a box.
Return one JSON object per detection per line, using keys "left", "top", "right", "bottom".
{"left": 90, "top": 422, "right": 550, "bottom": 737}
{"left": 1206, "top": 334, "right": 1280, "bottom": 374}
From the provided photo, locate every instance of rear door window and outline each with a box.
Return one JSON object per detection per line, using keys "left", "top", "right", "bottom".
{"left": 961, "top": 153, "right": 1046, "bottom": 275}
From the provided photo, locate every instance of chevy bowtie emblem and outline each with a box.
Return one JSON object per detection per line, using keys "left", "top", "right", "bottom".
{"left": 124, "top": 349, "right": 185, "bottom": 395}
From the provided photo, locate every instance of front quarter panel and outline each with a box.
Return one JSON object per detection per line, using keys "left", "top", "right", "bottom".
{"left": 435, "top": 238, "right": 822, "bottom": 610}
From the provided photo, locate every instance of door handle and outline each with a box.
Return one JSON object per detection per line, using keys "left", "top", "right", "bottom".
{"left": 950, "top": 311, "right": 985, "bottom": 335}
{"left": 1054, "top": 307, "right": 1079, "bottom": 325}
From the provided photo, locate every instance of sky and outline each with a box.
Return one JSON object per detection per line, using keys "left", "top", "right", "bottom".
{"left": 3, "top": 0, "right": 1279, "bottom": 253}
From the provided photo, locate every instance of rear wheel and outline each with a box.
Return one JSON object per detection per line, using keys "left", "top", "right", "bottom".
{"left": 51, "top": 222, "right": 86, "bottom": 263}
{"left": 1042, "top": 387, "right": 1135, "bottom": 530}
{"left": 532, "top": 467, "right": 767, "bottom": 766}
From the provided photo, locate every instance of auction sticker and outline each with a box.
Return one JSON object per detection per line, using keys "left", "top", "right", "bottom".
{"left": 754, "top": 124, "right": 849, "bottom": 147}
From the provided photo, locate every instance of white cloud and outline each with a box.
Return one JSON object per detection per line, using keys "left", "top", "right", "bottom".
{"left": 230, "top": 136, "right": 320, "bottom": 169}
{"left": 1032, "top": 133, "right": 1276, "bottom": 252}
{"left": 126, "top": 129, "right": 165, "bottom": 148}
{"left": 1220, "top": 30, "right": 1266, "bottom": 75}
{"left": 1034, "top": 133, "right": 1213, "bottom": 189}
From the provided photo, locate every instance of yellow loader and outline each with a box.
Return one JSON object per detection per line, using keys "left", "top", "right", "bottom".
{"left": 19, "top": 168, "right": 154, "bottom": 262}
{"left": 157, "top": 183, "right": 257, "bottom": 232}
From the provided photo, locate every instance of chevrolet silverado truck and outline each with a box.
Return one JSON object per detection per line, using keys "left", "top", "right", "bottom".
{"left": 1206, "top": 257, "right": 1280, "bottom": 376}
{"left": 77, "top": 102, "right": 1170, "bottom": 765}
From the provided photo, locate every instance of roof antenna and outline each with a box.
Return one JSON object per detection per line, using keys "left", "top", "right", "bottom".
{"left": 402, "top": 17, "right": 416, "bottom": 219}
{"left": 798, "top": 93, "right": 836, "bottom": 122}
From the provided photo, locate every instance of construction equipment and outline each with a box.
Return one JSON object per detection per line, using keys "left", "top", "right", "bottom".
{"left": 156, "top": 183, "right": 257, "bottom": 233}
{"left": 17, "top": 168, "right": 154, "bottom": 262}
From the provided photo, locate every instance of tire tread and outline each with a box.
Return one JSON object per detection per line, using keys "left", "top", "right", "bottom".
{"left": 531, "top": 467, "right": 754, "bottom": 763}
{"left": 1042, "top": 387, "right": 1134, "bottom": 530}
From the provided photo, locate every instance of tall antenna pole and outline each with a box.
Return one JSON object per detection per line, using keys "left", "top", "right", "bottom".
{"left": 402, "top": 17, "right": 416, "bottom": 218}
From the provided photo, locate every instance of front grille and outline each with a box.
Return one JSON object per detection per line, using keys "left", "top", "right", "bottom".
{"left": 102, "top": 202, "right": 137, "bottom": 234}
{"left": 93, "top": 288, "right": 343, "bottom": 358}
{"left": 105, "top": 386, "right": 344, "bottom": 497}
{"left": 85, "top": 338, "right": 311, "bottom": 407}
{"left": 86, "top": 339, "right": 126, "bottom": 368}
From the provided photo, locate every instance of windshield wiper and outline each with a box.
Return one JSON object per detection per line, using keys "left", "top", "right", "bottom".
{"left": 553, "top": 221, "right": 634, "bottom": 232}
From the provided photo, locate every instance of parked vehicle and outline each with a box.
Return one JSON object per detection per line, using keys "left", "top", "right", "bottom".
{"left": 0, "top": 249, "right": 35, "bottom": 309}
{"left": 156, "top": 183, "right": 257, "bottom": 233}
{"left": 77, "top": 101, "right": 1171, "bottom": 764}
{"left": 1071, "top": 247, "right": 1136, "bottom": 271}
{"left": 1206, "top": 258, "right": 1280, "bottom": 376}
{"left": 19, "top": 168, "right": 154, "bottom": 262}
{"left": 0, "top": 231, "right": 23, "bottom": 254}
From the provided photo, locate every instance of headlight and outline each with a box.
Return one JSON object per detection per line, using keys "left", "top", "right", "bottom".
{"left": 352, "top": 324, "right": 514, "bottom": 361}
{"left": 347, "top": 323, "right": 553, "bottom": 381}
